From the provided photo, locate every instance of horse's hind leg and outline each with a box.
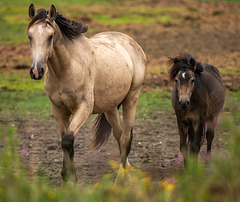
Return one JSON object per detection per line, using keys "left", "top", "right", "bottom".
{"left": 105, "top": 107, "right": 131, "bottom": 168}
{"left": 206, "top": 126, "right": 214, "bottom": 160}
{"left": 105, "top": 107, "right": 122, "bottom": 148}
{"left": 119, "top": 89, "right": 140, "bottom": 171}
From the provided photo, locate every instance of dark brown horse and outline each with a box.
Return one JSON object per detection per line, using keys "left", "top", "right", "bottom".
{"left": 168, "top": 53, "right": 225, "bottom": 166}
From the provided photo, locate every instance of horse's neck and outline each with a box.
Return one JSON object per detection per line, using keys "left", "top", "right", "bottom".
{"left": 47, "top": 39, "right": 70, "bottom": 79}
{"left": 47, "top": 35, "right": 91, "bottom": 79}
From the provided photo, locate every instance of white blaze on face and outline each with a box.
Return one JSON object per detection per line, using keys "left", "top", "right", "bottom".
{"left": 38, "top": 25, "right": 43, "bottom": 36}
{"left": 182, "top": 72, "right": 186, "bottom": 79}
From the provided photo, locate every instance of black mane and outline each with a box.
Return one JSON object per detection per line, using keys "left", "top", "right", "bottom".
{"left": 168, "top": 52, "right": 204, "bottom": 81}
{"left": 28, "top": 8, "right": 88, "bottom": 40}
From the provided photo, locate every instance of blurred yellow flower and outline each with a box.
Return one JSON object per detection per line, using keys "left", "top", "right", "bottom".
{"left": 94, "top": 182, "right": 101, "bottom": 189}
{"left": 108, "top": 160, "right": 120, "bottom": 169}
{"left": 161, "top": 178, "right": 175, "bottom": 190}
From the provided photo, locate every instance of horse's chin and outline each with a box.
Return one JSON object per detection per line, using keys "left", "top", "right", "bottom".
{"left": 179, "top": 107, "right": 189, "bottom": 111}
{"left": 30, "top": 74, "right": 44, "bottom": 80}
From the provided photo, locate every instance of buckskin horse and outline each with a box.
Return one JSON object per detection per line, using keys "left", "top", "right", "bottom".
{"left": 168, "top": 53, "right": 225, "bottom": 166}
{"left": 27, "top": 4, "right": 147, "bottom": 184}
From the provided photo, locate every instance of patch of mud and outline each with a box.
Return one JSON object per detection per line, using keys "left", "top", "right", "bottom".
{"left": 15, "top": 111, "right": 226, "bottom": 186}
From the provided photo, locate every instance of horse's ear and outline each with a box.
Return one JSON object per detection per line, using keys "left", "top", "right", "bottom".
{"left": 173, "top": 58, "right": 180, "bottom": 64}
{"left": 29, "top": 4, "right": 36, "bottom": 19}
{"left": 189, "top": 58, "right": 195, "bottom": 68}
{"left": 49, "top": 5, "right": 57, "bottom": 21}
{"left": 195, "top": 62, "right": 204, "bottom": 74}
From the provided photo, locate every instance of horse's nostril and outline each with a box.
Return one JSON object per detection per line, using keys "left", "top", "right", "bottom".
{"left": 178, "top": 101, "right": 181, "bottom": 107}
{"left": 186, "top": 101, "right": 190, "bottom": 106}
{"left": 30, "top": 68, "right": 34, "bottom": 79}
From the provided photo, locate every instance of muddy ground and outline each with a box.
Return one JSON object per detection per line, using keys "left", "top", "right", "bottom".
{"left": 0, "top": 0, "right": 239, "bottom": 186}
{"left": 16, "top": 111, "right": 225, "bottom": 187}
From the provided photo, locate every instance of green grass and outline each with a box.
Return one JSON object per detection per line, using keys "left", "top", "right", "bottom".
{"left": 0, "top": 4, "right": 182, "bottom": 45}
{"left": 0, "top": 72, "right": 51, "bottom": 120}
{"left": 91, "top": 6, "right": 182, "bottom": 25}
{"left": 137, "top": 88, "right": 172, "bottom": 119}
{"left": 197, "top": 0, "right": 240, "bottom": 2}
{"left": 0, "top": 0, "right": 113, "bottom": 7}
{"left": 1, "top": 0, "right": 239, "bottom": 45}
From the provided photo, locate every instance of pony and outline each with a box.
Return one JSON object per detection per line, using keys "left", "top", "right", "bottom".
{"left": 168, "top": 53, "right": 225, "bottom": 166}
{"left": 27, "top": 4, "right": 147, "bottom": 184}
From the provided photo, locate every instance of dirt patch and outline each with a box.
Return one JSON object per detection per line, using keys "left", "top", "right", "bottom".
{"left": 13, "top": 110, "right": 226, "bottom": 187}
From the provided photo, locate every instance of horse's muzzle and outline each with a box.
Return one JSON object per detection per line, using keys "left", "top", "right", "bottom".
{"left": 30, "top": 65, "right": 45, "bottom": 80}
{"left": 178, "top": 100, "right": 190, "bottom": 110}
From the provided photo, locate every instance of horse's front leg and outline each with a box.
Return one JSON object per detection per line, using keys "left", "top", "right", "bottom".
{"left": 177, "top": 120, "right": 188, "bottom": 167}
{"left": 190, "top": 122, "right": 204, "bottom": 162}
{"left": 61, "top": 103, "right": 91, "bottom": 185}
{"left": 51, "top": 104, "right": 73, "bottom": 183}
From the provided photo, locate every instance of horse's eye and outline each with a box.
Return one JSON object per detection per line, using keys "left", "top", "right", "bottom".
{"left": 191, "top": 79, "right": 195, "bottom": 83}
{"left": 48, "top": 35, "right": 53, "bottom": 42}
{"left": 175, "top": 79, "right": 178, "bottom": 83}
{"left": 28, "top": 35, "right": 32, "bottom": 41}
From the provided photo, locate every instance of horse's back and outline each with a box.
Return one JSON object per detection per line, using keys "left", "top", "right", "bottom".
{"left": 202, "top": 63, "right": 222, "bottom": 82}
{"left": 201, "top": 64, "right": 225, "bottom": 117}
{"left": 90, "top": 31, "right": 146, "bottom": 71}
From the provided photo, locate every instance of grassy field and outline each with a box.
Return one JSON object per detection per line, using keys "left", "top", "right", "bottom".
{"left": 1, "top": 0, "right": 240, "bottom": 201}
{"left": 1, "top": 0, "right": 240, "bottom": 45}
{"left": 0, "top": 3, "right": 185, "bottom": 45}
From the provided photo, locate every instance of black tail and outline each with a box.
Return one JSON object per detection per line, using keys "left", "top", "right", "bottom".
{"left": 90, "top": 104, "right": 122, "bottom": 150}
{"left": 90, "top": 113, "right": 112, "bottom": 150}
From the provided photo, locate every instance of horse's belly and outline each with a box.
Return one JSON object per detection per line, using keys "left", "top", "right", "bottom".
{"left": 92, "top": 79, "right": 131, "bottom": 114}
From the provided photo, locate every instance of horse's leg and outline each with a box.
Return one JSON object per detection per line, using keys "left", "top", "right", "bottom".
{"left": 188, "top": 125, "right": 195, "bottom": 145}
{"left": 61, "top": 103, "right": 91, "bottom": 185}
{"left": 105, "top": 108, "right": 130, "bottom": 170}
{"left": 52, "top": 104, "right": 70, "bottom": 137}
{"left": 118, "top": 89, "right": 140, "bottom": 174}
{"left": 177, "top": 120, "right": 188, "bottom": 167}
{"left": 51, "top": 104, "right": 73, "bottom": 185}
{"left": 190, "top": 123, "right": 204, "bottom": 162}
{"left": 206, "top": 125, "right": 214, "bottom": 161}
{"left": 105, "top": 108, "right": 132, "bottom": 169}
{"left": 105, "top": 107, "right": 122, "bottom": 149}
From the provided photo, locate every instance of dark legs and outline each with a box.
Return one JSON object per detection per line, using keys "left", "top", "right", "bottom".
{"left": 178, "top": 121, "right": 188, "bottom": 167}
{"left": 61, "top": 133, "right": 77, "bottom": 184}
{"left": 206, "top": 127, "right": 214, "bottom": 160}
{"left": 51, "top": 103, "right": 90, "bottom": 185}
{"left": 178, "top": 121, "right": 207, "bottom": 167}
{"left": 190, "top": 123, "right": 203, "bottom": 160}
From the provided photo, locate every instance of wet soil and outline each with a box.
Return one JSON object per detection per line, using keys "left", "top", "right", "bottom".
{"left": 14, "top": 111, "right": 226, "bottom": 187}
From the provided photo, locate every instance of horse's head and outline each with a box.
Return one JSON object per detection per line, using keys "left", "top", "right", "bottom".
{"left": 169, "top": 53, "right": 204, "bottom": 110}
{"left": 27, "top": 4, "right": 57, "bottom": 80}
{"left": 174, "top": 70, "right": 195, "bottom": 110}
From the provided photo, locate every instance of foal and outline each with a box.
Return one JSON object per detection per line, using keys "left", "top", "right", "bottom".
{"left": 169, "top": 53, "right": 225, "bottom": 165}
